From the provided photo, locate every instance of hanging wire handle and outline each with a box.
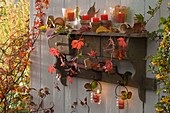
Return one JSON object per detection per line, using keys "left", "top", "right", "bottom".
{"left": 115, "top": 84, "right": 128, "bottom": 98}
{"left": 97, "top": 81, "right": 102, "bottom": 93}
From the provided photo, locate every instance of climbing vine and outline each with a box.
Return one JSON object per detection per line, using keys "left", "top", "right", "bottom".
{"left": 149, "top": 2, "right": 170, "bottom": 112}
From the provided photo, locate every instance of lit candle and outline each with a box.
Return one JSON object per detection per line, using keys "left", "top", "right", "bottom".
{"left": 91, "top": 89, "right": 101, "bottom": 104}
{"left": 101, "top": 10, "right": 108, "bottom": 20}
{"left": 67, "top": 12, "right": 75, "bottom": 21}
{"left": 116, "top": 12, "right": 125, "bottom": 23}
{"left": 93, "top": 90, "right": 101, "bottom": 103}
{"left": 118, "top": 99, "right": 124, "bottom": 109}
{"left": 82, "top": 14, "right": 89, "bottom": 20}
{"left": 97, "top": 89, "right": 100, "bottom": 94}
{"left": 92, "top": 15, "right": 99, "bottom": 23}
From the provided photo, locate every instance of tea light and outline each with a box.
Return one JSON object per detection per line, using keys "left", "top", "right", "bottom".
{"left": 116, "top": 12, "right": 125, "bottom": 23}
{"left": 67, "top": 12, "right": 75, "bottom": 21}
{"left": 92, "top": 15, "right": 99, "bottom": 23}
{"left": 82, "top": 14, "right": 89, "bottom": 20}
{"left": 118, "top": 99, "right": 124, "bottom": 109}
{"left": 101, "top": 10, "right": 108, "bottom": 20}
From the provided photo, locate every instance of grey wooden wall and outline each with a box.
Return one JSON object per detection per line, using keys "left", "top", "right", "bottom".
{"left": 30, "top": 0, "right": 169, "bottom": 113}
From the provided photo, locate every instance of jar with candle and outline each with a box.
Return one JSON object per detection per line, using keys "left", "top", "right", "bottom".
{"left": 111, "top": 5, "right": 128, "bottom": 23}
{"left": 116, "top": 98, "right": 127, "bottom": 109}
{"left": 116, "top": 11, "right": 125, "bottom": 23}
{"left": 67, "top": 11, "right": 75, "bottom": 21}
{"left": 90, "top": 81, "right": 102, "bottom": 104}
{"left": 115, "top": 85, "right": 130, "bottom": 110}
{"left": 91, "top": 90, "right": 101, "bottom": 104}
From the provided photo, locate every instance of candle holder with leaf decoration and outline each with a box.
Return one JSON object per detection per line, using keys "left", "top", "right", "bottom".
{"left": 80, "top": 20, "right": 90, "bottom": 27}
{"left": 80, "top": 14, "right": 90, "bottom": 27}
{"left": 91, "top": 14, "right": 100, "bottom": 32}
{"left": 84, "top": 81, "right": 102, "bottom": 104}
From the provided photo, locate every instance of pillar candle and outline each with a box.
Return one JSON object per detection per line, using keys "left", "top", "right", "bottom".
{"left": 116, "top": 12, "right": 125, "bottom": 23}
{"left": 67, "top": 12, "right": 75, "bottom": 21}
{"left": 92, "top": 15, "right": 99, "bottom": 22}
{"left": 82, "top": 14, "right": 89, "bottom": 20}
{"left": 101, "top": 10, "right": 108, "bottom": 20}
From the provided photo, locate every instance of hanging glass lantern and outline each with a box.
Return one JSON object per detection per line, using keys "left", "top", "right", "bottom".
{"left": 115, "top": 85, "right": 131, "bottom": 109}
{"left": 90, "top": 81, "right": 102, "bottom": 104}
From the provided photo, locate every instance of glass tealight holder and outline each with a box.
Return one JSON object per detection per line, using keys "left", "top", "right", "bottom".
{"left": 115, "top": 85, "right": 129, "bottom": 110}
{"left": 90, "top": 89, "right": 101, "bottom": 104}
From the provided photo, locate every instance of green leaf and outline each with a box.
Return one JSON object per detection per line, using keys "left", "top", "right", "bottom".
{"left": 135, "top": 14, "right": 144, "bottom": 23}
{"left": 77, "top": 52, "right": 83, "bottom": 58}
{"left": 160, "top": 17, "right": 166, "bottom": 24}
{"left": 91, "top": 81, "right": 98, "bottom": 89}
{"left": 157, "top": 29, "right": 165, "bottom": 33}
{"left": 156, "top": 87, "right": 164, "bottom": 95}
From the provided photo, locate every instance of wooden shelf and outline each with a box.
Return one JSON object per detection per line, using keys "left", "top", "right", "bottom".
{"left": 48, "top": 32, "right": 156, "bottom": 103}
{"left": 70, "top": 31, "right": 148, "bottom": 38}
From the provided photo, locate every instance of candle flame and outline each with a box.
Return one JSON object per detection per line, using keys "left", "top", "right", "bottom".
{"left": 94, "top": 14, "right": 97, "bottom": 17}
{"left": 97, "top": 89, "right": 100, "bottom": 94}
{"left": 104, "top": 10, "right": 106, "bottom": 14}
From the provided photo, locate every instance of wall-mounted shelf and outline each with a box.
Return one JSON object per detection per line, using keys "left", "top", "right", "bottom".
{"left": 48, "top": 32, "right": 156, "bottom": 103}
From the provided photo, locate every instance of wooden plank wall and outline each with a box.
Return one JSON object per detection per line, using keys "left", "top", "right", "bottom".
{"left": 30, "top": 0, "right": 169, "bottom": 113}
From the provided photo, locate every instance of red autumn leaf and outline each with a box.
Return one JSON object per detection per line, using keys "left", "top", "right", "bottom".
{"left": 80, "top": 100, "right": 85, "bottom": 106}
{"left": 84, "top": 97, "right": 87, "bottom": 103}
{"left": 43, "top": 0, "right": 50, "bottom": 9}
{"left": 34, "top": 21, "right": 41, "bottom": 27}
{"left": 88, "top": 50, "right": 97, "bottom": 57}
{"left": 71, "top": 38, "right": 84, "bottom": 50}
{"left": 35, "top": 5, "right": 43, "bottom": 10}
{"left": 68, "top": 76, "right": 73, "bottom": 84}
{"left": 49, "top": 48, "right": 60, "bottom": 56}
{"left": 71, "top": 40, "right": 78, "bottom": 48}
{"left": 71, "top": 101, "right": 78, "bottom": 108}
{"left": 77, "top": 41, "right": 84, "bottom": 50}
{"left": 48, "top": 64, "right": 55, "bottom": 74}
{"left": 105, "top": 60, "right": 112, "bottom": 72}
{"left": 117, "top": 37, "right": 126, "bottom": 49}
{"left": 34, "top": 12, "right": 43, "bottom": 18}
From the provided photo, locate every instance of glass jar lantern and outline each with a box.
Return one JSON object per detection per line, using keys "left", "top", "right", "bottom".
{"left": 90, "top": 81, "right": 102, "bottom": 104}
{"left": 91, "top": 89, "right": 101, "bottom": 104}
{"left": 116, "top": 98, "right": 125, "bottom": 109}
{"left": 115, "top": 85, "right": 129, "bottom": 110}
